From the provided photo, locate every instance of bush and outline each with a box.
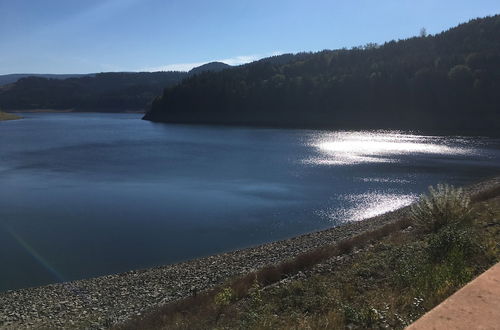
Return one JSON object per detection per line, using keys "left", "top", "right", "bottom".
{"left": 410, "top": 184, "right": 471, "bottom": 233}
{"left": 214, "top": 288, "right": 234, "bottom": 307}
{"left": 426, "top": 226, "right": 477, "bottom": 263}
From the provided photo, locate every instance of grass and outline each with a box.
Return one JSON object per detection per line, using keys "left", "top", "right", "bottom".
{"left": 0, "top": 110, "right": 21, "bottom": 121}
{"left": 116, "top": 183, "right": 500, "bottom": 330}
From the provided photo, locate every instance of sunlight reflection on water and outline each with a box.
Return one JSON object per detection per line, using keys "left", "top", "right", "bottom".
{"left": 305, "top": 131, "right": 475, "bottom": 165}
{"left": 317, "top": 192, "right": 417, "bottom": 222}
{"left": 356, "top": 177, "right": 412, "bottom": 184}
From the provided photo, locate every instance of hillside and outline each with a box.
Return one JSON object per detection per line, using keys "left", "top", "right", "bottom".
{"left": 0, "top": 73, "right": 92, "bottom": 86}
{"left": 0, "top": 64, "right": 232, "bottom": 112}
{"left": 144, "top": 15, "right": 500, "bottom": 133}
{"left": 188, "top": 62, "right": 231, "bottom": 75}
{"left": 0, "top": 72, "right": 187, "bottom": 112}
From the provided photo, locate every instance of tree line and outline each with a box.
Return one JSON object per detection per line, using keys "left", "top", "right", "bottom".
{"left": 0, "top": 62, "right": 231, "bottom": 111}
{"left": 145, "top": 15, "right": 500, "bottom": 134}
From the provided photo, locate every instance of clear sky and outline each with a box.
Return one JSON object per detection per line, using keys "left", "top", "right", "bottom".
{"left": 1, "top": 0, "right": 499, "bottom": 74}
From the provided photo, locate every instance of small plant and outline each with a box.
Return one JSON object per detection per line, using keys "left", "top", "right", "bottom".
{"left": 341, "top": 303, "right": 381, "bottom": 327}
{"left": 214, "top": 287, "right": 235, "bottom": 322}
{"left": 410, "top": 184, "right": 472, "bottom": 232}
{"left": 214, "top": 287, "right": 234, "bottom": 307}
{"left": 248, "top": 277, "right": 262, "bottom": 306}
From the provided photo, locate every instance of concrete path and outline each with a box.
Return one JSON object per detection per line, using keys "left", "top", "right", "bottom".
{"left": 408, "top": 262, "right": 500, "bottom": 330}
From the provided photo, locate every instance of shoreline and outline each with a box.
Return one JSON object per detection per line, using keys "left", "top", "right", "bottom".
{"left": 143, "top": 116, "right": 500, "bottom": 138}
{"left": 8, "top": 109, "right": 145, "bottom": 114}
{"left": 3, "top": 110, "right": 499, "bottom": 137}
{"left": 1, "top": 176, "right": 498, "bottom": 329}
{"left": 0, "top": 111, "right": 22, "bottom": 121}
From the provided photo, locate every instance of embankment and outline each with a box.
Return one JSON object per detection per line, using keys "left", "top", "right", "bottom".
{"left": 0, "top": 176, "right": 498, "bottom": 329}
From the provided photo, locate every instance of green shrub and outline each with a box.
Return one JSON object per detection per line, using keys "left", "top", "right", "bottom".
{"left": 426, "top": 226, "right": 477, "bottom": 263}
{"left": 342, "top": 304, "right": 382, "bottom": 328}
{"left": 214, "top": 287, "right": 234, "bottom": 307}
{"left": 410, "top": 184, "right": 472, "bottom": 233}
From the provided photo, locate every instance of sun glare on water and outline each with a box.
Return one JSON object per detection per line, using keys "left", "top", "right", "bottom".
{"left": 317, "top": 192, "right": 418, "bottom": 223}
{"left": 307, "top": 131, "right": 477, "bottom": 223}
{"left": 306, "top": 131, "right": 474, "bottom": 165}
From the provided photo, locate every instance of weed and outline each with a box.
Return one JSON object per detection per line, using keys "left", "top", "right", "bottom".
{"left": 214, "top": 287, "right": 234, "bottom": 307}
{"left": 410, "top": 184, "right": 472, "bottom": 232}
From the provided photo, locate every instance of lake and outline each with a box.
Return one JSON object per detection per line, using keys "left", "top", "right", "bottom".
{"left": 0, "top": 113, "right": 499, "bottom": 292}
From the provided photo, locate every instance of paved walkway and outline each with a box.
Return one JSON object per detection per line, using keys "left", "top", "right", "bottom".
{"left": 408, "top": 262, "right": 500, "bottom": 330}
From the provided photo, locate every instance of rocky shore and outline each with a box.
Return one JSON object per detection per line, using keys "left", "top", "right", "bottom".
{"left": 1, "top": 177, "right": 498, "bottom": 329}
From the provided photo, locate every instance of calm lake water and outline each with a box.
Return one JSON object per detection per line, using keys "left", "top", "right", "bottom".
{"left": 1, "top": 113, "right": 499, "bottom": 291}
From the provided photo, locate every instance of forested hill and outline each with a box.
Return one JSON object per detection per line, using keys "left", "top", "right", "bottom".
{"left": 0, "top": 62, "right": 231, "bottom": 112}
{"left": 188, "top": 62, "right": 231, "bottom": 75}
{"left": 0, "top": 74, "right": 91, "bottom": 86}
{"left": 145, "top": 15, "right": 500, "bottom": 133}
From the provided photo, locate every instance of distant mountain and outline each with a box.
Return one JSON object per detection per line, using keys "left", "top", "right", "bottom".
{"left": 188, "top": 62, "right": 231, "bottom": 75}
{"left": 0, "top": 63, "right": 232, "bottom": 112}
{"left": 144, "top": 15, "right": 500, "bottom": 134}
{"left": 0, "top": 73, "right": 92, "bottom": 86}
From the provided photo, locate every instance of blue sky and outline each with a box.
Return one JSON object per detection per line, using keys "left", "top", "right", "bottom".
{"left": 1, "top": 0, "right": 499, "bottom": 74}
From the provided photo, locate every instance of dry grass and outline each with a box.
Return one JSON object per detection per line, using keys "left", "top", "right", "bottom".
{"left": 471, "top": 184, "right": 500, "bottom": 202}
{"left": 0, "top": 110, "right": 21, "bottom": 121}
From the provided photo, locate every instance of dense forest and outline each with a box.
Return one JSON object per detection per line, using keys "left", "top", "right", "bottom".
{"left": 145, "top": 15, "right": 500, "bottom": 133}
{"left": 0, "top": 62, "right": 231, "bottom": 112}
{"left": 0, "top": 74, "right": 90, "bottom": 86}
